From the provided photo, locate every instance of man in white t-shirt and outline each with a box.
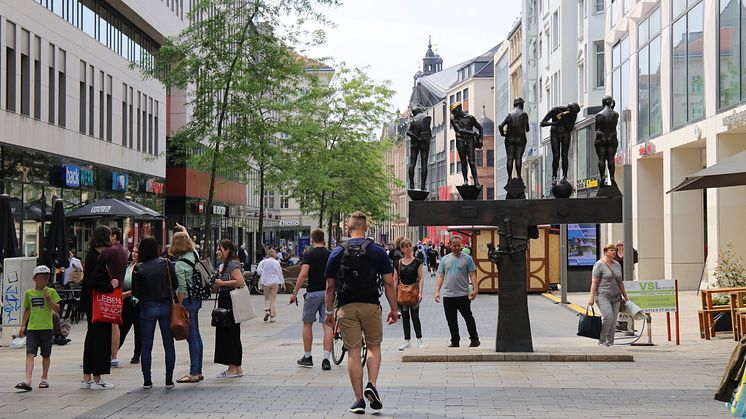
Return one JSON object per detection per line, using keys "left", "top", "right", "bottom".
{"left": 63, "top": 251, "right": 83, "bottom": 286}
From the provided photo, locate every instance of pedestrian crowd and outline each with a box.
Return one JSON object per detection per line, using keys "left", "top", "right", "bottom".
{"left": 12, "top": 211, "right": 483, "bottom": 415}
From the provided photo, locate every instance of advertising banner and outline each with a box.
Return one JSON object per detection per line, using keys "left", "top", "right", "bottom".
{"left": 624, "top": 279, "right": 677, "bottom": 313}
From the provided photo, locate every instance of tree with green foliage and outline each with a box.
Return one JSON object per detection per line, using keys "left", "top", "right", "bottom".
{"left": 138, "top": 0, "right": 338, "bottom": 254}
{"left": 284, "top": 65, "right": 399, "bottom": 245}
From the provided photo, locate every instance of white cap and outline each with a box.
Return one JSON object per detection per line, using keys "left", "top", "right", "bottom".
{"left": 33, "top": 265, "right": 51, "bottom": 276}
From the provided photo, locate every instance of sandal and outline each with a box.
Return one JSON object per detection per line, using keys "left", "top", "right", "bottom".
{"left": 38, "top": 381, "right": 49, "bottom": 389}
{"left": 15, "top": 382, "right": 32, "bottom": 392}
{"left": 198, "top": 375, "right": 204, "bottom": 381}
{"left": 176, "top": 375, "right": 199, "bottom": 383}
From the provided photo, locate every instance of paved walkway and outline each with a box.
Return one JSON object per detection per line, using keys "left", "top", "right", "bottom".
{"left": 0, "top": 275, "right": 737, "bottom": 418}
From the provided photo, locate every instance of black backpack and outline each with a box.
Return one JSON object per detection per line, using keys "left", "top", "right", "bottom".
{"left": 337, "top": 239, "right": 381, "bottom": 302}
{"left": 179, "top": 255, "right": 212, "bottom": 301}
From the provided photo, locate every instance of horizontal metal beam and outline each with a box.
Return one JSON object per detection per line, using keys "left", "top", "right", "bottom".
{"left": 409, "top": 197, "right": 623, "bottom": 226}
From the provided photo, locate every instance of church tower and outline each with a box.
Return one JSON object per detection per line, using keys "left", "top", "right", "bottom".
{"left": 413, "top": 36, "right": 443, "bottom": 83}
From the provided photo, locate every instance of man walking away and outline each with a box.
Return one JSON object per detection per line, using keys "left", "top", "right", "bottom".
{"left": 290, "top": 229, "right": 333, "bottom": 370}
{"left": 435, "top": 236, "right": 480, "bottom": 347}
{"left": 325, "top": 212, "right": 397, "bottom": 414}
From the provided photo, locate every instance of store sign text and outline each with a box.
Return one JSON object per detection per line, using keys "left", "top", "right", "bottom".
{"left": 90, "top": 205, "right": 112, "bottom": 214}
{"left": 723, "top": 110, "right": 746, "bottom": 130}
{"left": 80, "top": 169, "right": 95, "bottom": 187}
{"left": 63, "top": 165, "right": 80, "bottom": 187}
{"left": 213, "top": 205, "right": 227, "bottom": 216}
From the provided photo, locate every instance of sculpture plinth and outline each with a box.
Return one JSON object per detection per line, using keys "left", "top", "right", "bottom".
{"left": 407, "top": 189, "right": 430, "bottom": 201}
{"left": 504, "top": 178, "right": 526, "bottom": 199}
{"left": 596, "top": 183, "right": 623, "bottom": 198}
{"left": 457, "top": 184, "right": 483, "bottom": 200}
{"left": 551, "top": 179, "right": 574, "bottom": 198}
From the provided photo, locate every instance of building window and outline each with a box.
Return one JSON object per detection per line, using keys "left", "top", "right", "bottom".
{"left": 611, "top": 37, "right": 631, "bottom": 150}
{"left": 106, "top": 75, "right": 112, "bottom": 142}
{"left": 463, "top": 88, "right": 469, "bottom": 101}
{"left": 88, "top": 66, "right": 94, "bottom": 136}
{"left": 487, "top": 149, "right": 494, "bottom": 167}
{"left": 610, "top": 0, "right": 617, "bottom": 26}
{"left": 99, "top": 72, "right": 104, "bottom": 140}
{"left": 48, "top": 44, "right": 55, "bottom": 124}
{"left": 6, "top": 31, "right": 17, "bottom": 112}
{"left": 122, "top": 84, "right": 128, "bottom": 145}
{"left": 280, "top": 194, "right": 290, "bottom": 209}
{"left": 594, "top": 0, "right": 604, "bottom": 13}
{"left": 578, "top": 62, "right": 585, "bottom": 105}
{"left": 672, "top": 1, "right": 704, "bottom": 128}
{"left": 449, "top": 94, "right": 455, "bottom": 105}
{"left": 79, "top": 61, "right": 86, "bottom": 133}
{"left": 456, "top": 91, "right": 462, "bottom": 103}
{"left": 718, "top": 0, "right": 746, "bottom": 109}
{"left": 450, "top": 140, "right": 455, "bottom": 151}
{"left": 58, "top": 50, "right": 66, "bottom": 127}
{"left": 552, "top": 10, "right": 560, "bottom": 51}
{"left": 475, "top": 150, "right": 483, "bottom": 167}
{"left": 487, "top": 187, "right": 495, "bottom": 200}
{"left": 20, "top": 30, "right": 30, "bottom": 117}
{"left": 594, "top": 41, "right": 605, "bottom": 87}
{"left": 33, "top": 37, "right": 41, "bottom": 120}
{"left": 638, "top": 7, "right": 662, "bottom": 141}
{"left": 450, "top": 162, "right": 455, "bottom": 175}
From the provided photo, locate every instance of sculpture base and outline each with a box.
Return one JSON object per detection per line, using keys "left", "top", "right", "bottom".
{"left": 551, "top": 179, "right": 574, "bottom": 199}
{"left": 504, "top": 178, "right": 526, "bottom": 199}
{"left": 407, "top": 189, "right": 430, "bottom": 201}
{"left": 456, "top": 184, "right": 483, "bottom": 200}
{"left": 596, "top": 183, "right": 622, "bottom": 198}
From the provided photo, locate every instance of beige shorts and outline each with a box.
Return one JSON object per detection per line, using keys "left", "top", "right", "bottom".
{"left": 337, "top": 303, "right": 382, "bottom": 349}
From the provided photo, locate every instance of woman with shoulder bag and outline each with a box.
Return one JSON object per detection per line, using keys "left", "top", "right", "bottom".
{"left": 171, "top": 232, "right": 204, "bottom": 383}
{"left": 132, "top": 237, "right": 178, "bottom": 389}
{"left": 213, "top": 239, "right": 245, "bottom": 378}
{"left": 394, "top": 238, "right": 425, "bottom": 351}
{"left": 81, "top": 225, "right": 117, "bottom": 390}
{"left": 118, "top": 246, "right": 142, "bottom": 365}
{"left": 588, "top": 243, "right": 629, "bottom": 347}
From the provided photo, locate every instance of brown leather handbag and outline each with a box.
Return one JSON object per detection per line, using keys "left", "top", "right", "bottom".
{"left": 165, "top": 260, "right": 189, "bottom": 340}
{"left": 396, "top": 260, "right": 419, "bottom": 306}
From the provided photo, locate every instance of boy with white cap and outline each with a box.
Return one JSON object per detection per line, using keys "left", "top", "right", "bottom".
{"left": 14, "top": 265, "right": 61, "bottom": 392}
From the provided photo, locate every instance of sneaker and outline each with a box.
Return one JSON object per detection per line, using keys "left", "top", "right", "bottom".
{"left": 417, "top": 339, "right": 425, "bottom": 348}
{"left": 130, "top": 356, "right": 140, "bottom": 364}
{"left": 469, "top": 340, "right": 481, "bottom": 348}
{"left": 398, "top": 341, "right": 411, "bottom": 351}
{"left": 270, "top": 316, "right": 276, "bottom": 323}
{"left": 110, "top": 359, "right": 120, "bottom": 368}
{"left": 79, "top": 380, "right": 92, "bottom": 389}
{"left": 297, "top": 356, "right": 313, "bottom": 368}
{"left": 165, "top": 379, "right": 174, "bottom": 388}
{"left": 605, "top": 342, "right": 613, "bottom": 347}
{"left": 143, "top": 380, "right": 152, "bottom": 389}
{"left": 448, "top": 343, "right": 459, "bottom": 348}
{"left": 90, "top": 381, "right": 115, "bottom": 390}
{"left": 321, "top": 358, "right": 331, "bottom": 371}
{"left": 364, "top": 382, "right": 382, "bottom": 410}
{"left": 349, "top": 398, "right": 366, "bottom": 414}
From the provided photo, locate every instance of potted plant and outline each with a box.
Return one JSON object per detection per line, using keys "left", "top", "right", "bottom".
{"left": 712, "top": 244, "right": 746, "bottom": 331}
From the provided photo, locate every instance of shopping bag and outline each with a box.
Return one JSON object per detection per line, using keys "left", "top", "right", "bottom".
{"left": 91, "top": 288, "right": 123, "bottom": 324}
{"left": 230, "top": 286, "right": 256, "bottom": 323}
{"left": 577, "top": 306, "right": 602, "bottom": 339}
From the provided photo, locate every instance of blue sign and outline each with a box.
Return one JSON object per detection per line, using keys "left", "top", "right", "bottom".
{"left": 112, "top": 172, "right": 129, "bottom": 191}
{"left": 63, "top": 165, "right": 80, "bottom": 187}
{"left": 80, "top": 168, "right": 94, "bottom": 187}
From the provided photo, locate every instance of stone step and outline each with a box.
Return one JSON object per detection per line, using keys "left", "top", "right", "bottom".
{"left": 401, "top": 347, "right": 634, "bottom": 362}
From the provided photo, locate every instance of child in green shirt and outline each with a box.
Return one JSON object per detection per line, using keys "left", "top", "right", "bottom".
{"left": 14, "top": 266, "right": 61, "bottom": 392}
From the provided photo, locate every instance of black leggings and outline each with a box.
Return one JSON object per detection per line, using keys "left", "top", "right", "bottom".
{"left": 401, "top": 305, "right": 422, "bottom": 340}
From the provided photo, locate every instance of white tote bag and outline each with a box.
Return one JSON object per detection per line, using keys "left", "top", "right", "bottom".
{"left": 230, "top": 286, "right": 256, "bottom": 323}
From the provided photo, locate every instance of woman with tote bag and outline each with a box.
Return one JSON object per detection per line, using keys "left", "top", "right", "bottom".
{"left": 587, "top": 243, "right": 628, "bottom": 347}
{"left": 213, "top": 240, "right": 245, "bottom": 378}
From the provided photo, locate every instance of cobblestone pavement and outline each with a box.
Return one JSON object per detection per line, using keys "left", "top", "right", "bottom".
{"left": 0, "top": 273, "right": 736, "bottom": 418}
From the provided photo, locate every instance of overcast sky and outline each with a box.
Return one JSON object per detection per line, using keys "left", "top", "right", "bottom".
{"left": 307, "top": 0, "right": 523, "bottom": 112}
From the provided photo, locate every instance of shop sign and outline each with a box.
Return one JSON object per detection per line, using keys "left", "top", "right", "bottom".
{"left": 80, "top": 168, "right": 95, "bottom": 187}
{"left": 196, "top": 202, "right": 205, "bottom": 214}
{"left": 278, "top": 220, "right": 300, "bottom": 226}
{"left": 212, "top": 205, "right": 227, "bottom": 216}
{"left": 583, "top": 178, "right": 599, "bottom": 189}
{"left": 639, "top": 142, "right": 655, "bottom": 157}
{"left": 112, "top": 172, "right": 129, "bottom": 191}
{"left": 624, "top": 280, "right": 676, "bottom": 313}
{"left": 63, "top": 165, "right": 80, "bottom": 187}
{"left": 145, "top": 178, "right": 165, "bottom": 195}
{"left": 90, "top": 205, "right": 113, "bottom": 214}
{"left": 723, "top": 109, "right": 746, "bottom": 130}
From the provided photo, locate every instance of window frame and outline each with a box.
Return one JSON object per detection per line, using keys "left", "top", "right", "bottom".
{"left": 670, "top": 0, "right": 705, "bottom": 130}
{"left": 637, "top": 6, "right": 663, "bottom": 141}
{"left": 717, "top": 0, "right": 746, "bottom": 110}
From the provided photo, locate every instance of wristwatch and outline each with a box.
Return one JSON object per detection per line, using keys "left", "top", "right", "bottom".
{"left": 325, "top": 309, "right": 334, "bottom": 315}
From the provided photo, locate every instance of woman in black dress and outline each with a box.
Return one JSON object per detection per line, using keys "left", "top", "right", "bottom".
{"left": 80, "top": 225, "right": 117, "bottom": 390}
{"left": 214, "top": 239, "right": 245, "bottom": 378}
{"left": 394, "top": 238, "right": 425, "bottom": 351}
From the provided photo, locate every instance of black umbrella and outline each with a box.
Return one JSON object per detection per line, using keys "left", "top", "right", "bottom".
{"left": 66, "top": 197, "right": 162, "bottom": 219}
{"left": 668, "top": 149, "right": 746, "bottom": 193}
{"left": 43, "top": 198, "right": 70, "bottom": 270}
{"left": 0, "top": 194, "right": 20, "bottom": 262}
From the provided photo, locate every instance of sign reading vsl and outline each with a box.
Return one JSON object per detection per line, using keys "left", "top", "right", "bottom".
{"left": 624, "top": 279, "right": 676, "bottom": 313}
{"left": 63, "top": 165, "right": 80, "bottom": 187}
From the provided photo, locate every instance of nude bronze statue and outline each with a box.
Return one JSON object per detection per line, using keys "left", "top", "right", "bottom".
{"left": 595, "top": 95, "right": 619, "bottom": 186}
{"left": 406, "top": 106, "right": 432, "bottom": 190}
{"left": 497, "top": 97, "right": 529, "bottom": 180}
{"left": 450, "top": 101, "right": 483, "bottom": 187}
{"left": 541, "top": 103, "right": 581, "bottom": 183}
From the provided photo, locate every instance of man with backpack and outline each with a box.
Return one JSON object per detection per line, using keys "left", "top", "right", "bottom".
{"left": 324, "top": 211, "right": 397, "bottom": 415}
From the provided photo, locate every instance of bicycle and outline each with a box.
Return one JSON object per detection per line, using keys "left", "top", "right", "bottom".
{"left": 331, "top": 309, "right": 367, "bottom": 367}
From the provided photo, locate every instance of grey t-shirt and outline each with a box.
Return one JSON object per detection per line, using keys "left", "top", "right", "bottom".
{"left": 592, "top": 259, "right": 622, "bottom": 298}
{"left": 438, "top": 253, "right": 477, "bottom": 298}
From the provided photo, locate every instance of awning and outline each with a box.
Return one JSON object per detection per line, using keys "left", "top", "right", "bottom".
{"left": 66, "top": 197, "right": 162, "bottom": 219}
{"left": 668, "top": 150, "right": 746, "bottom": 193}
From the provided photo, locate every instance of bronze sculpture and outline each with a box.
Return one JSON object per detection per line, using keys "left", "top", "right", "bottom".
{"left": 497, "top": 97, "right": 529, "bottom": 180}
{"left": 450, "top": 101, "right": 483, "bottom": 187}
{"left": 406, "top": 106, "right": 432, "bottom": 190}
{"left": 595, "top": 95, "right": 619, "bottom": 187}
{"left": 540, "top": 103, "right": 581, "bottom": 184}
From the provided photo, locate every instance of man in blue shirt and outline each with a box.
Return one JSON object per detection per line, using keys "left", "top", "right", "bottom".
{"left": 435, "top": 235, "right": 480, "bottom": 347}
{"left": 325, "top": 211, "right": 397, "bottom": 414}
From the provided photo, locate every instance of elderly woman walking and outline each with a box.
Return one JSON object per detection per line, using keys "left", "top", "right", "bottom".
{"left": 256, "top": 249, "right": 285, "bottom": 322}
{"left": 588, "top": 243, "right": 628, "bottom": 347}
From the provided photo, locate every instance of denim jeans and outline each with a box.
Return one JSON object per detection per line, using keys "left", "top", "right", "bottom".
{"left": 140, "top": 299, "right": 175, "bottom": 381}
{"left": 182, "top": 297, "right": 203, "bottom": 376}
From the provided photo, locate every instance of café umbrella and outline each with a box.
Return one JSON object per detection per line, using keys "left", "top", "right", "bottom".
{"left": 43, "top": 198, "right": 70, "bottom": 270}
{"left": 668, "top": 149, "right": 746, "bottom": 192}
{"left": 66, "top": 197, "right": 162, "bottom": 219}
{"left": 0, "top": 194, "right": 19, "bottom": 261}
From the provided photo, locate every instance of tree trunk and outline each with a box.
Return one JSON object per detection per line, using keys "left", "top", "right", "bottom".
{"left": 327, "top": 213, "right": 334, "bottom": 249}
{"left": 257, "top": 163, "right": 266, "bottom": 263}
{"left": 318, "top": 192, "right": 325, "bottom": 229}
